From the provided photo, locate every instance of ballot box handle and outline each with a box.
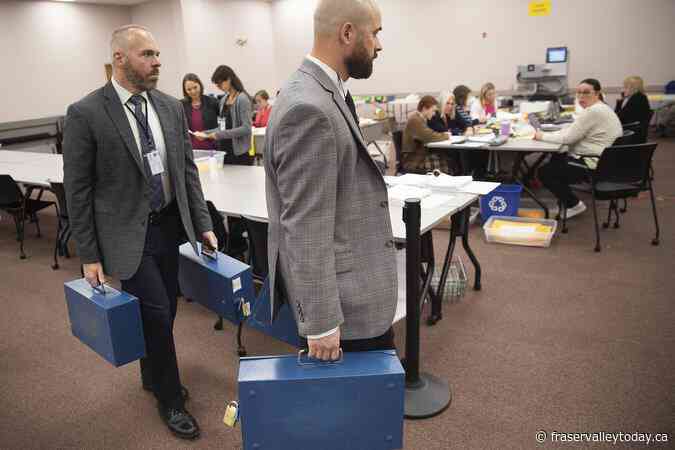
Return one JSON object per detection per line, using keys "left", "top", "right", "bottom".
{"left": 297, "top": 349, "right": 344, "bottom": 366}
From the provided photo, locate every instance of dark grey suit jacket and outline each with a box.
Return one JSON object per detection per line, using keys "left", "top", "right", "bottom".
{"left": 264, "top": 59, "right": 397, "bottom": 340}
{"left": 63, "top": 82, "right": 212, "bottom": 280}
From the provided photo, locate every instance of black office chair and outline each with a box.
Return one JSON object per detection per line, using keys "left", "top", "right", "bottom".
{"left": 561, "top": 143, "right": 659, "bottom": 252}
{"left": 0, "top": 175, "right": 56, "bottom": 259}
{"left": 49, "top": 181, "right": 71, "bottom": 270}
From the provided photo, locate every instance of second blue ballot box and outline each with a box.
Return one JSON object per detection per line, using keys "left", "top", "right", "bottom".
{"left": 237, "top": 350, "right": 405, "bottom": 450}
{"left": 178, "top": 242, "right": 255, "bottom": 323}
{"left": 64, "top": 278, "right": 146, "bottom": 367}
{"left": 246, "top": 277, "right": 303, "bottom": 348}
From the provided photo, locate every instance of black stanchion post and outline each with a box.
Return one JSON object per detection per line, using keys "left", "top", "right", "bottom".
{"left": 402, "top": 199, "right": 451, "bottom": 419}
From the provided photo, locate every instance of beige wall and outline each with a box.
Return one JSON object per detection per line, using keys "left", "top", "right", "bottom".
{"left": 2, "top": 0, "right": 674, "bottom": 123}
{"left": 130, "top": 0, "right": 187, "bottom": 99}
{"left": 0, "top": 0, "right": 130, "bottom": 122}
{"left": 271, "top": 0, "right": 675, "bottom": 95}
{"left": 179, "top": 0, "right": 277, "bottom": 98}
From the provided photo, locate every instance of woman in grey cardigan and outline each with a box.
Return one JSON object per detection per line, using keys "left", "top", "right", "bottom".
{"left": 196, "top": 65, "right": 253, "bottom": 165}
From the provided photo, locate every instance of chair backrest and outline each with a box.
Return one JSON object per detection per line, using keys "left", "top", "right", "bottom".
{"left": 595, "top": 143, "right": 657, "bottom": 186}
{"left": 639, "top": 109, "right": 655, "bottom": 144}
{"left": 0, "top": 175, "right": 24, "bottom": 206}
{"left": 614, "top": 129, "right": 637, "bottom": 146}
{"left": 392, "top": 130, "right": 403, "bottom": 173}
{"left": 49, "top": 181, "right": 68, "bottom": 218}
{"left": 241, "top": 217, "right": 269, "bottom": 280}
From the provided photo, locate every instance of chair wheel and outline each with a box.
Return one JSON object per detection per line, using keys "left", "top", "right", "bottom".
{"left": 20, "top": 254, "right": 26, "bottom": 260}
{"left": 562, "top": 227, "right": 568, "bottom": 234}
{"left": 652, "top": 238, "right": 659, "bottom": 246}
{"left": 213, "top": 319, "right": 223, "bottom": 331}
{"left": 602, "top": 223, "right": 609, "bottom": 229}
{"left": 52, "top": 264, "right": 59, "bottom": 270}
{"left": 613, "top": 223, "right": 620, "bottom": 229}
{"left": 185, "top": 297, "right": 193, "bottom": 303}
{"left": 594, "top": 245, "right": 601, "bottom": 252}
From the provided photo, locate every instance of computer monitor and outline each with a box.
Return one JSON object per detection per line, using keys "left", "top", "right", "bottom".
{"left": 546, "top": 47, "right": 567, "bottom": 63}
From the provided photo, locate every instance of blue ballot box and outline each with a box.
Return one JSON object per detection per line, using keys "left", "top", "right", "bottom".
{"left": 238, "top": 350, "right": 405, "bottom": 450}
{"left": 246, "top": 277, "right": 303, "bottom": 348}
{"left": 178, "top": 242, "right": 255, "bottom": 323}
{"left": 64, "top": 279, "right": 146, "bottom": 367}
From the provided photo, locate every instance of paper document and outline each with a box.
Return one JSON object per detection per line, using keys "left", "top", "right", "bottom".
{"left": 458, "top": 181, "right": 500, "bottom": 195}
{"left": 468, "top": 135, "right": 495, "bottom": 143}
{"left": 385, "top": 173, "right": 473, "bottom": 190}
{"left": 387, "top": 184, "right": 432, "bottom": 205}
{"left": 421, "top": 194, "right": 452, "bottom": 209}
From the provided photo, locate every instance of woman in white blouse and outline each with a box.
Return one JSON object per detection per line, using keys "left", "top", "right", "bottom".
{"left": 534, "top": 78, "right": 622, "bottom": 218}
{"left": 470, "top": 82, "right": 497, "bottom": 123}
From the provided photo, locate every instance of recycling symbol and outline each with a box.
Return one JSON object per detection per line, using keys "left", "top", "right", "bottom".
{"left": 488, "top": 196, "right": 508, "bottom": 213}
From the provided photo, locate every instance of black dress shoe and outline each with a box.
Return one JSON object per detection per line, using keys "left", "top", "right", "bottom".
{"left": 143, "top": 384, "right": 190, "bottom": 402}
{"left": 157, "top": 404, "right": 200, "bottom": 440}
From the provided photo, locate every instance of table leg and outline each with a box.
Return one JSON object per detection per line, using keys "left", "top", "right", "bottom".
{"left": 427, "top": 214, "right": 458, "bottom": 326}
{"left": 458, "top": 209, "right": 482, "bottom": 291}
{"left": 511, "top": 153, "right": 550, "bottom": 219}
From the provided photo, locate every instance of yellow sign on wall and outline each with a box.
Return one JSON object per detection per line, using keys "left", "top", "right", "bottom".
{"left": 529, "top": 0, "right": 552, "bottom": 17}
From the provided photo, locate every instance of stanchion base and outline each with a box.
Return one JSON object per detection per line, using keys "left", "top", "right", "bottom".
{"left": 404, "top": 372, "right": 451, "bottom": 419}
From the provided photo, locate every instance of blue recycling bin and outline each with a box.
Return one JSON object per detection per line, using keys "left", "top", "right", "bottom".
{"left": 480, "top": 183, "right": 522, "bottom": 221}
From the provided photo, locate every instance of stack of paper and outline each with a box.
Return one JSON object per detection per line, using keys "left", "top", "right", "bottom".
{"left": 387, "top": 184, "right": 432, "bottom": 205}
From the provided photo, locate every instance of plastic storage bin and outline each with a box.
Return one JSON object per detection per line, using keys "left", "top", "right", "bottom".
{"left": 193, "top": 149, "right": 224, "bottom": 171}
{"left": 480, "top": 184, "right": 522, "bottom": 221}
{"left": 483, "top": 216, "right": 557, "bottom": 247}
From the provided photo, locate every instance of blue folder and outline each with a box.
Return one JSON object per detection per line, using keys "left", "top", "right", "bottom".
{"left": 64, "top": 279, "right": 146, "bottom": 367}
{"left": 238, "top": 350, "right": 405, "bottom": 450}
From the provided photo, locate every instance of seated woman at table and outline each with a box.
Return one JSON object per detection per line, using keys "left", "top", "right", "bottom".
{"left": 428, "top": 92, "right": 468, "bottom": 135}
{"left": 534, "top": 78, "right": 622, "bottom": 218}
{"left": 253, "top": 90, "right": 272, "bottom": 128}
{"left": 401, "top": 96, "right": 451, "bottom": 173}
{"left": 454, "top": 85, "right": 488, "bottom": 178}
{"left": 470, "top": 82, "right": 497, "bottom": 124}
{"left": 615, "top": 76, "right": 651, "bottom": 141}
{"left": 181, "top": 73, "right": 219, "bottom": 150}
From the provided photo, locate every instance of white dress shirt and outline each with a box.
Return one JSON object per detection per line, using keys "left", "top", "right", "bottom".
{"left": 111, "top": 77, "right": 173, "bottom": 204}
{"left": 306, "top": 54, "right": 348, "bottom": 100}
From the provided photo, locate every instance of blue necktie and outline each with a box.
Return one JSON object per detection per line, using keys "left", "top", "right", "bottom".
{"left": 128, "top": 95, "right": 165, "bottom": 212}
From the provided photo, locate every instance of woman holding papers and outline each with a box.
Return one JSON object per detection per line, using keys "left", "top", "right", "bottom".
{"left": 470, "top": 82, "right": 497, "bottom": 123}
{"left": 181, "top": 73, "right": 218, "bottom": 150}
{"left": 401, "top": 96, "right": 453, "bottom": 173}
{"left": 534, "top": 78, "right": 622, "bottom": 218}
{"left": 194, "top": 65, "right": 253, "bottom": 165}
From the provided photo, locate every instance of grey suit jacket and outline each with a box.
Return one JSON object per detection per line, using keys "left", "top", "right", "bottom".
{"left": 205, "top": 92, "right": 252, "bottom": 156}
{"left": 63, "top": 82, "right": 212, "bottom": 280}
{"left": 264, "top": 58, "right": 397, "bottom": 340}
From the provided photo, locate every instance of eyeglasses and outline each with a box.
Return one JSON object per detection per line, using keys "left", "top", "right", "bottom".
{"left": 576, "top": 90, "right": 595, "bottom": 97}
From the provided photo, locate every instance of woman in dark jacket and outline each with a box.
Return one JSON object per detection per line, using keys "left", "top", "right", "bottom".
{"left": 180, "top": 73, "right": 219, "bottom": 150}
{"left": 615, "top": 76, "right": 651, "bottom": 142}
{"left": 453, "top": 85, "right": 488, "bottom": 178}
{"left": 428, "top": 92, "right": 467, "bottom": 135}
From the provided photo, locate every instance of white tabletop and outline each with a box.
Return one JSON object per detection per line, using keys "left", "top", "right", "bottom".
{"left": 199, "top": 165, "right": 476, "bottom": 241}
{"left": 427, "top": 136, "right": 563, "bottom": 153}
{"left": 0, "top": 149, "right": 63, "bottom": 186}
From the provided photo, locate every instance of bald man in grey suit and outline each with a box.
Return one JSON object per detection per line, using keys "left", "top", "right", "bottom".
{"left": 264, "top": 0, "right": 397, "bottom": 361}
